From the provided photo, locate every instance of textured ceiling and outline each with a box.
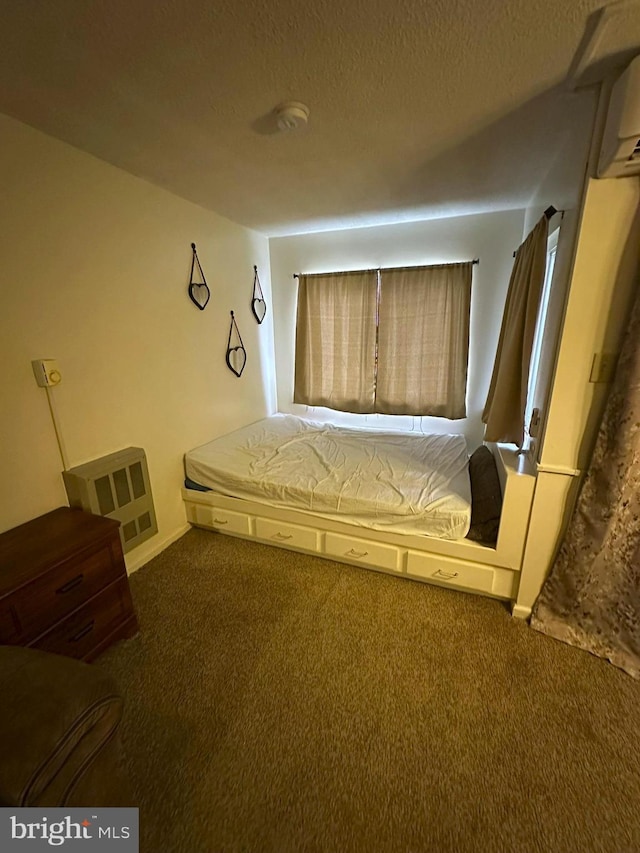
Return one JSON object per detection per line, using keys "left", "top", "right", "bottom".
{"left": 1, "top": 0, "right": 638, "bottom": 235}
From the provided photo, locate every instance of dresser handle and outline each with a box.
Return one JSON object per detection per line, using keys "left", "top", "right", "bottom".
{"left": 69, "top": 620, "right": 94, "bottom": 643}
{"left": 433, "top": 569, "right": 459, "bottom": 580}
{"left": 273, "top": 532, "right": 293, "bottom": 540}
{"left": 346, "top": 549, "right": 368, "bottom": 558}
{"left": 213, "top": 518, "right": 228, "bottom": 525}
{"left": 56, "top": 574, "right": 84, "bottom": 594}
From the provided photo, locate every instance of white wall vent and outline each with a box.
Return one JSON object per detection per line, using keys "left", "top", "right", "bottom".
{"left": 63, "top": 447, "right": 158, "bottom": 553}
{"left": 598, "top": 55, "right": 640, "bottom": 178}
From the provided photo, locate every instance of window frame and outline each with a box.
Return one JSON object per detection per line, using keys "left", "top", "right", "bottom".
{"left": 523, "top": 225, "right": 559, "bottom": 450}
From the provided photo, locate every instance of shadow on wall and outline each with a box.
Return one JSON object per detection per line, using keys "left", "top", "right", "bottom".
{"left": 397, "top": 83, "right": 596, "bottom": 217}
{"left": 287, "top": 81, "right": 599, "bottom": 235}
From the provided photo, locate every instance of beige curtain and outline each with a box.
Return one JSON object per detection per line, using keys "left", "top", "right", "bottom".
{"left": 376, "top": 263, "right": 472, "bottom": 417}
{"left": 482, "top": 215, "right": 548, "bottom": 445}
{"left": 293, "top": 271, "right": 378, "bottom": 413}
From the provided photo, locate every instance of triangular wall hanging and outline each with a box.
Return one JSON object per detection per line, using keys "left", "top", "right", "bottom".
{"left": 188, "top": 242, "right": 210, "bottom": 310}
{"left": 226, "top": 311, "right": 246, "bottom": 377}
{"left": 251, "top": 265, "right": 267, "bottom": 324}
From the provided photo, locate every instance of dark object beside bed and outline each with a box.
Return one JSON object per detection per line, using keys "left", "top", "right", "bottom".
{"left": 185, "top": 476, "right": 211, "bottom": 492}
{"left": 466, "top": 445, "right": 503, "bottom": 545}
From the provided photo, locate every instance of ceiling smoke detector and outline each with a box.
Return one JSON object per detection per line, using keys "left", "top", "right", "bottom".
{"left": 275, "top": 101, "right": 310, "bottom": 132}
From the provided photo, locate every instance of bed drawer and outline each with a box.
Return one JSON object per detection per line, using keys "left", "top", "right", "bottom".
{"left": 325, "top": 533, "right": 402, "bottom": 573}
{"left": 406, "top": 551, "right": 494, "bottom": 594}
{"left": 192, "top": 504, "right": 252, "bottom": 536}
{"left": 255, "top": 518, "right": 320, "bottom": 552}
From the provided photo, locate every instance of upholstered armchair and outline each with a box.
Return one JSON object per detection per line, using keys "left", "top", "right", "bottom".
{"left": 0, "top": 645, "right": 132, "bottom": 807}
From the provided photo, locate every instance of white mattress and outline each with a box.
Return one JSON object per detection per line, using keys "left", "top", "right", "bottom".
{"left": 185, "top": 414, "right": 471, "bottom": 539}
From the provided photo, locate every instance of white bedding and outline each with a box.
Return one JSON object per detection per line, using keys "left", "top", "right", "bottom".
{"left": 185, "top": 415, "right": 472, "bottom": 539}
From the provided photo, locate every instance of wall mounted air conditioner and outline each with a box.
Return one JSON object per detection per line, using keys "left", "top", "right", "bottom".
{"left": 598, "top": 55, "right": 640, "bottom": 178}
{"left": 63, "top": 447, "right": 158, "bottom": 553}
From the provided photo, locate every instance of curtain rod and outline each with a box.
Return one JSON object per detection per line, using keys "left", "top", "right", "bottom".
{"left": 293, "top": 259, "right": 479, "bottom": 279}
{"left": 544, "top": 205, "right": 562, "bottom": 219}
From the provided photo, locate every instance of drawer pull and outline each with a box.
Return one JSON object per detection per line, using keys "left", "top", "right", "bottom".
{"left": 213, "top": 518, "right": 229, "bottom": 525}
{"left": 56, "top": 574, "right": 84, "bottom": 595}
{"left": 273, "top": 532, "right": 293, "bottom": 540}
{"left": 346, "top": 548, "right": 368, "bottom": 558}
{"left": 69, "top": 620, "right": 95, "bottom": 643}
{"left": 433, "top": 569, "right": 459, "bottom": 580}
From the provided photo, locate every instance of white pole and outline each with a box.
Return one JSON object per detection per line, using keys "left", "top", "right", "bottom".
{"left": 45, "top": 385, "right": 70, "bottom": 470}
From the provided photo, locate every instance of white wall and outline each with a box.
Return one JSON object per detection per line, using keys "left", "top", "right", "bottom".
{"left": 0, "top": 114, "right": 276, "bottom": 568}
{"left": 269, "top": 210, "right": 525, "bottom": 449}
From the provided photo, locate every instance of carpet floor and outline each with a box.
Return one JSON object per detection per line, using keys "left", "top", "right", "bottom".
{"left": 98, "top": 528, "right": 640, "bottom": 853}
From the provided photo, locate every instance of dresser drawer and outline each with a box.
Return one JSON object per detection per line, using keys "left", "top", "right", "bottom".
{"left": 325, "top": 533, "right": 402, "bottom": 573}
{"left": 0, "top": 600, "right": 17, "bottom": 644}
{"left": 255, "top": 517, "right": 320, "bottom": 552}
{"left": 406, "top": 551, "right": 494, "bottom": 594}
{"left": 1, "top": 538, "right": 124, "bottom": 644}
{"left": 193, "top": 504, "right": 252, "bottom": 536}
{"left": 30, "top": 576, "right": 134, "bottom": 661}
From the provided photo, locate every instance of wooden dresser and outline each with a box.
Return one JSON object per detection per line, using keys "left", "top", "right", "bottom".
{"left": 0, "top": 507, "right": 138, "bottom": 661}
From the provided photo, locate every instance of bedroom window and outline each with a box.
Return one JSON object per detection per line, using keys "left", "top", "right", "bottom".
{"left": 523, "top": 226, "right": 559, "bottom": 448}
{"left": 294, "top": 262, "right": 473, "bottom": 418}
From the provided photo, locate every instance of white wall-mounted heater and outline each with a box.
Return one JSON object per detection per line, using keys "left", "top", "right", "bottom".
{"left": 598, "top": 54, "right": 640, "bottom": 178}
{"left": 63, "top": 447, "right": 158, "bottom": 553}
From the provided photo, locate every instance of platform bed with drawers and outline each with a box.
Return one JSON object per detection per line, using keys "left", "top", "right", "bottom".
{"left": 181, "top": 415, "right": 536, "bottom": 614}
